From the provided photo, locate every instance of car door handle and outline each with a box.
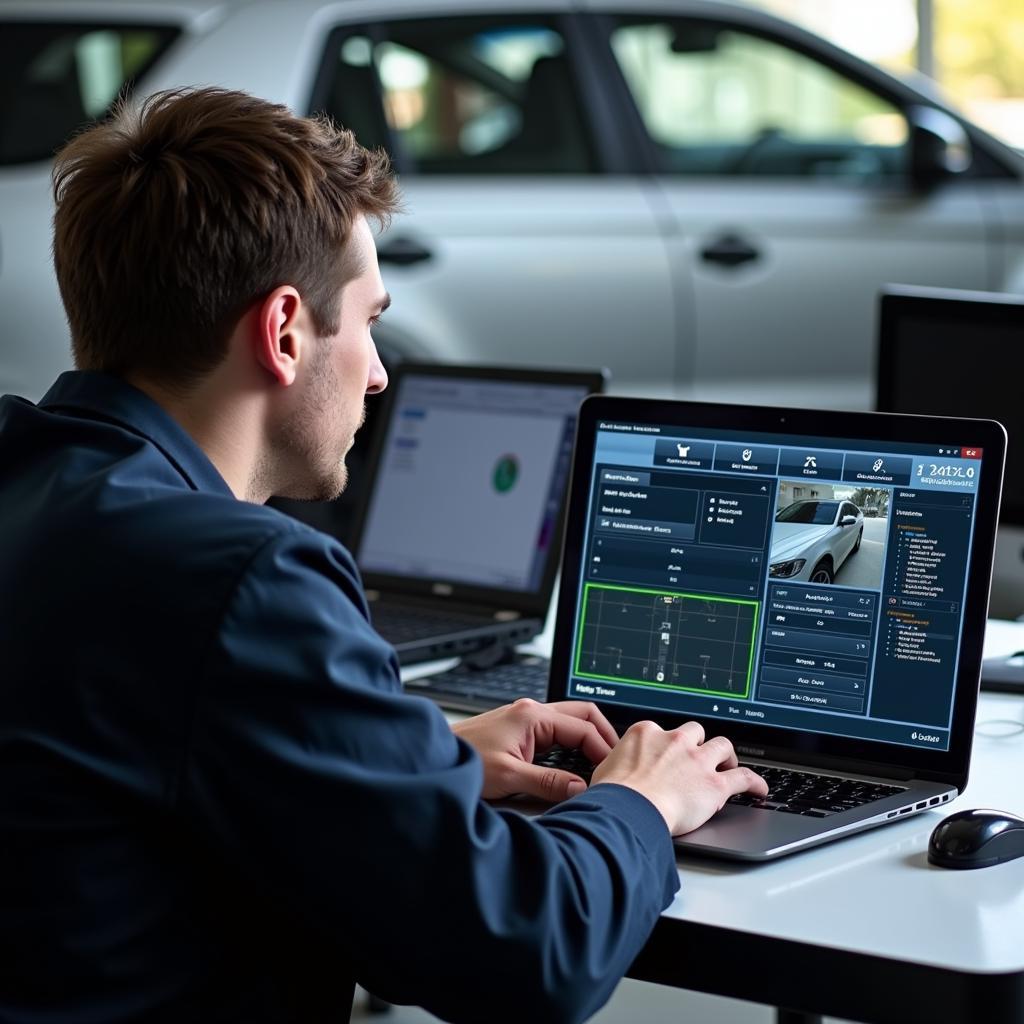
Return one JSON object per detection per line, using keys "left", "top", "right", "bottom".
{"left": 377, "top": 236, "right": 433, "bottom": 266}
{"left": 700, "top": 234, "right": 760, "bottom": 268}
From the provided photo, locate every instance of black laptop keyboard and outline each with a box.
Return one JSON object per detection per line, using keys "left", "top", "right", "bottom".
{"left": 371, "top": 604, "right": 491, "bottom": 644}
{"left": 730, "top": 764, "right": 905, "bottom": 817}
{"left": 534, "top": 744, "right": 596, "bottom": 780}
{"left": 531, "top": 750, "right": 906, "bottom": 817}
{"left": 413, "top": 656, "right": 549, "bottom": 713}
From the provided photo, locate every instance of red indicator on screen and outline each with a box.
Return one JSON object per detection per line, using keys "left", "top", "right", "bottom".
{"left": 961, "top": 447, "right": 983, "bottom": 459}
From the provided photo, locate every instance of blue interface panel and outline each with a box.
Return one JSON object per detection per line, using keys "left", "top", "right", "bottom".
{"left": 565, "top": 422, "right": 987, "bottom": 751}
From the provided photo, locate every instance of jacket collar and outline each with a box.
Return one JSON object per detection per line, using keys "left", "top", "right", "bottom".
{"left": 40, "top": 370, "right": 235, "bottom": 498}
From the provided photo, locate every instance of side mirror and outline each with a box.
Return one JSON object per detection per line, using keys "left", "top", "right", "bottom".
{"left": 907, "top": 105, "right": 972, "bottom": 189}
{"left": 841, "top": 515, "right": 858, "bottom": 527}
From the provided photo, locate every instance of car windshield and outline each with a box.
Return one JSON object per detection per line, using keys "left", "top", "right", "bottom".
{"left": 775, "top": 500, "right": 839, "bottom": 525}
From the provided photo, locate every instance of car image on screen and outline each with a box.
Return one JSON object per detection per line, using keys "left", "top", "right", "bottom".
{"left": 769, "top": 499, "right": 865, "bottom": 584}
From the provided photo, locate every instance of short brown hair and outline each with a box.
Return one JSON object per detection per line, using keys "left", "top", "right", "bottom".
{"left": 52, "top": 87, "right": 399, "bottom": 386}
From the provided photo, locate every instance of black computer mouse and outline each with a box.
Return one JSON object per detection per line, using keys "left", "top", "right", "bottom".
{"left": 928, "top": 808, "right": 1024, "bottom": 869}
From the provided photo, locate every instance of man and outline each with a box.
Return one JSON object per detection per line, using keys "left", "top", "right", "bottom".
{"left": 0, "top": 88, "right": 766, "bottom": 1023}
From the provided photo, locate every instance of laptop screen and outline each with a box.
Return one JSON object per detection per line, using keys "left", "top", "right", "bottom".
{"left": 356, "top": 369, "right": 594, "bottom": 592}
{"left": 551, "top": 406, "right": 1003, "bottom": 756}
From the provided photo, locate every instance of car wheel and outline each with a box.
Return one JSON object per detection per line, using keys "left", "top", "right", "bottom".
{"left": 809, "top": 560, "right": 834, "bottom": 584}
{"left": 852, "top": 528, "right": 863, "bottom": 554}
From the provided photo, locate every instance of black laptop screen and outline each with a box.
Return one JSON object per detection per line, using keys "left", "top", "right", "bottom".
{"left": 357, "top": 373, "right": 589, "bottom": 592}
{"left": 556, "top": 418, "right": 992, "bottom": 753}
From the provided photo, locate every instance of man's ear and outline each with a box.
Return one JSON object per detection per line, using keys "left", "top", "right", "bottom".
{"left": 253, "top": 285, "right": 306, "bottom": 387}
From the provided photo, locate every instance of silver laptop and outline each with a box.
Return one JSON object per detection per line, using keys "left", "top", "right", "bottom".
{"left": 350, "top": 363, "right": 604, "bottom": 664}
{"left": 545, "top": 395, "right": 1006, "bottom": 860}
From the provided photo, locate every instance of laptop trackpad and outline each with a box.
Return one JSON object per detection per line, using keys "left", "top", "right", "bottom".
{"left": 675, "top": 802, "right": 832, "bottom": 861}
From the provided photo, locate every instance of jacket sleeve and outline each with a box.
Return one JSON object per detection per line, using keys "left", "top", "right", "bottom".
{"left": 181, "top": 526, "right": 679, "bottom": 1024}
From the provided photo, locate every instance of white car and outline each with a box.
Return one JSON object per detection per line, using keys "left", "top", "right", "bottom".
{"left": 769, "top": 499, "right": 864, "bottom": 584}
{"left": 1, "top": 0, "right": 1023, "bottom": 406}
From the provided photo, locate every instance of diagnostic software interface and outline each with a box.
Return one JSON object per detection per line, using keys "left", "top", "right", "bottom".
{"left": 563, "top": 420, "right": 988, "bottom": 751}
{"left": 357, "top": 374, "right": 587, "bottom": 591}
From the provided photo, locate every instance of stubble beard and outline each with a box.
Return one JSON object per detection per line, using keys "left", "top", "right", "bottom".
{"left": 266, "top": 349, "right": 366, "bottom": 503}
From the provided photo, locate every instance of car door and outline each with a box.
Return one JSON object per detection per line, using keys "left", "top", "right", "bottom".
{"left": 308, "top": 12, "right": 679, "bottom": 393}
{"left": 587, "top": 7, "right": 995, "bottom": 406}
{"left": 837, "top": 500, "right": 859, "bottom": 564}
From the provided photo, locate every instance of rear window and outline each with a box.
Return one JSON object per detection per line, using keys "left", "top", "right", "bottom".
{"left": 0, "top": 22, "right": 179, "bottom": 165}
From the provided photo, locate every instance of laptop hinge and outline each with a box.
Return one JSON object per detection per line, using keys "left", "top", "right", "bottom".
{"left": 461, "top": 639, "right": 521, "bottom": 671}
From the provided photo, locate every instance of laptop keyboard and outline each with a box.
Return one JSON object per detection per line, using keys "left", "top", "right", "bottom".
{"left": 532, "top": 750, "right": 906, "bottom": 817}
{"left": 414, "top": 656, "right": 549, "bottom": 712}
{"left": 730, "top": 764, "right": 906, "bottom": 817}
{"left": 533, "top": 744, "right": 596, "bottom": 780}
{"left": 371, "top": 603, "right": 491, "bottom": 644}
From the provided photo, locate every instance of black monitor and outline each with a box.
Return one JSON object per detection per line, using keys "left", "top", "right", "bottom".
{"left": 878, "top": 285, "right": 1022, "bottom": 522}
{"left": 877, "top": 285, "right": 1024, "bottom": 686}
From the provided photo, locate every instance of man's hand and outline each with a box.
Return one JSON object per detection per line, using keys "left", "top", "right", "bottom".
{"left": 591, "top": 720, "right": 768, "bottom": 836}
{"left": 452, "top": 699, "right": 618, "bottom": 803}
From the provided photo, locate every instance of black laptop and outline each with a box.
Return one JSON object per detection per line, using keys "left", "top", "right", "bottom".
{"left": 350, "top": 363, "right": 605, "bottom": 664}
{"left": 541, "top": 395, "right": 1005, "bottom": 860}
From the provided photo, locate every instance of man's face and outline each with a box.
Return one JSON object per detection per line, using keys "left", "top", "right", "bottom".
{"left": 276, "top": 214, "right": 389, "bottom": 501}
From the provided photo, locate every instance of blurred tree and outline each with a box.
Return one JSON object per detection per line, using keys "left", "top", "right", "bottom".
{"left": 936, "top": 0, "right": 1024, "bottom": 98}
{"left": 748, "top": 0, "right": 1024, "bottom": 146}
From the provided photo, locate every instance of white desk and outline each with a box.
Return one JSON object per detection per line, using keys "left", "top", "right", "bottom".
{"left": 630, "top": 620, "right": 1024, "bottom": 1023}
{"left": 405, "top": 621, "right": 1024, "bottom": 1022}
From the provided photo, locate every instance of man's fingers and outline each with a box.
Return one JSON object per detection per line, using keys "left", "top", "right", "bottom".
{"left": 721, "top": 766, "right": 769, "bottom": 799}
{"left": 515, "top": 762, "right": 588, "bottom": 804}
{"left": 537, "top": 712, "right": 613, "bottom": 766}
{"left": 701, "top": 734, "right": 739, "bottom": 770}
{"left": 676, "top": 720, "right": 705, "bottom": 746}
{"left": 545, "top": 701, "right": 619, "bottom": 748}
{"left": 523, "top": 702, "right": 613, "bottom": 764}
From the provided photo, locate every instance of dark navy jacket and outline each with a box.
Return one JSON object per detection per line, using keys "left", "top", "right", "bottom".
{"left": 0, "top": 371, "right": 678, "bottom": 1023}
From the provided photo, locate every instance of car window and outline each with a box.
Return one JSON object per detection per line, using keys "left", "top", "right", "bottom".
{"left": 0, "top": 22, "right": 178, "bottom": 165}
{"left": 314, "top": 17, "right": 598, "bottom": 174}
{"left": 608, "top": 18, "right": 907, "bottom": 180}
{"left": 776, "top": 500, "right": 840, "bottom": 525}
